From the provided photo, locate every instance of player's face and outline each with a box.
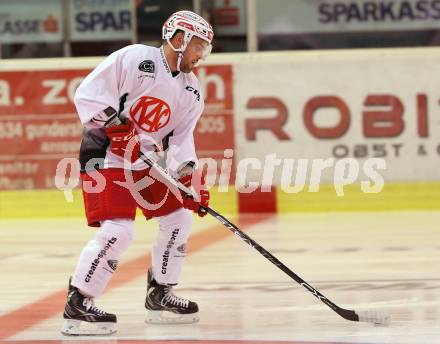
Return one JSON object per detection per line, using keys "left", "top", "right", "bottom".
{"left": 180, "top": 36, "right": 210, "bottom": 73}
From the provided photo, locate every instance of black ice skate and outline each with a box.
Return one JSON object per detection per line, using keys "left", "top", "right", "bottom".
{"left": 145, "top": 269, "right": 199, "bottom": 324}
{"left": 61, "top": 278, "right": 117, "bottom": 335}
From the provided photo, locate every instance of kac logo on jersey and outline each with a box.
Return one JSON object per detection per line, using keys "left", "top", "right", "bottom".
{"left": 138, "top": 60, "right": 155, "bottom": 73}
{"left": 130, "top": 96, "right": 171, "bottom": 132}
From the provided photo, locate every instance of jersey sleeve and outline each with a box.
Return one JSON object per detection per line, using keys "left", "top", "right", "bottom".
{"left": 74, "top": 52, "right": 122, "bottom": 126}
{"left": 74, "top": 45, "right": 147, "bottom": 127}
{"left": 166, "top": 95, "right": 205, "bottom": 175}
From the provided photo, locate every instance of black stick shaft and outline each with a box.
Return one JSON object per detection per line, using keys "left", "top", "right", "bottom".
{"left": 203, "top": 206, "right": 359, "bottom": 322}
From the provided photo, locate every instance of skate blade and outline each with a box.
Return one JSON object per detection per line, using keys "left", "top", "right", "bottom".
{"left": 145, "top": 310, "right": 199, "bottom": 324}
{"left": 61, "top": 319, "right": 117, "bottom": 336}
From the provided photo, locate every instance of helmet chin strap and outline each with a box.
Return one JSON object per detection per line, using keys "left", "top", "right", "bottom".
{"left": 176, "top": 52, "right": 183, "bottom": 72}
{"left": 166, "top": 32, "right": 192, "bottom": 72}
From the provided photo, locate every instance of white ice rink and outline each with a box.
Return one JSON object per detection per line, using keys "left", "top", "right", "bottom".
{"left": 0, "top": 211, "right": 439, "bottom": 344}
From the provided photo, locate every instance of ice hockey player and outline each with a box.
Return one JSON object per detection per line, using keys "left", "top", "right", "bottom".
{"left": 61, "top": 10, "right": 213, "bottom": 335}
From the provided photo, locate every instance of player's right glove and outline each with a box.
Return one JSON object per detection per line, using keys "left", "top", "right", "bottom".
{"left": 178, "top": 168, "right": 209, "bottom": 217}
{"left": 105, "top": 120, "right": 140, "bottom": 163}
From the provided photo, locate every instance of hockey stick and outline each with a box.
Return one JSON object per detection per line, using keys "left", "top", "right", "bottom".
{"left": 139, "top": 152, "right": 391, "bottom": 326}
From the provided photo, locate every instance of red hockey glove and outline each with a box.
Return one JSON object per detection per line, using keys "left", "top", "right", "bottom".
{"left": 105, "top": 120, "right": 140, "bottom": 163}
{"left": 178, "top": 169, "right": 209, "bottom": 217}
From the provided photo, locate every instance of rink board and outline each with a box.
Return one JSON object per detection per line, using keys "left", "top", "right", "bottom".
{"left": 1, "top": 182, "right": 439, "bottom": 218}
{"left": 1, "top": 48, "right": 440, "bottom": 214}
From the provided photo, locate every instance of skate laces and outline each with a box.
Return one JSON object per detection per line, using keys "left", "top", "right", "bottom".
{"left": 162, "top": 287, "right": 189, "bottom": 308}
{"left": 83, "top": 297, "right": 105, "bottom": 315}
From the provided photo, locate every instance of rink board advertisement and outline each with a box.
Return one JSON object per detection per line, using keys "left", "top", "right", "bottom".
{"left": 0, "top": 63, "right": 234, "bottom": 190}
{"left": 0, "top": 69, "right": 87, "bottom": 189}
{"left": 1, "top": 48, "right": 440, "bottom": 192}
{"left": 68, "top": 0, "right": 133, "bottom": 42}
{"left": 0, "top": 0, "right": 63, "bottom": 44}
{"left": 230, "top": 49, "right": 440, "bottom": 183}
{"left": 256, "top": 0, "right": 440, "bottom": 34}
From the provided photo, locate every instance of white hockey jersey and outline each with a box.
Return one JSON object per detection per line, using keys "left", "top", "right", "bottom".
{"left": 74, "top": 44, "right": 204, "bottom": 173}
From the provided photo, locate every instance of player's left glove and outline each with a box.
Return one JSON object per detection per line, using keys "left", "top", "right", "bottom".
{"left": 178, "top": 167, "right": 209, "bottom": 217}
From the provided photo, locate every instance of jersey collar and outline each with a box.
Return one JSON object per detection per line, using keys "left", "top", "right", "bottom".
{"left": 159, "top": 45, "right": 180, "bottom": 78}
{"left": 159, "top": 45, "right": 171, "bottom": 74}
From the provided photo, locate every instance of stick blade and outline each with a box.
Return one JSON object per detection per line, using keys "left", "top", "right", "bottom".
{"left": 356, "top": 310, "right": 391, "bottom": 326}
